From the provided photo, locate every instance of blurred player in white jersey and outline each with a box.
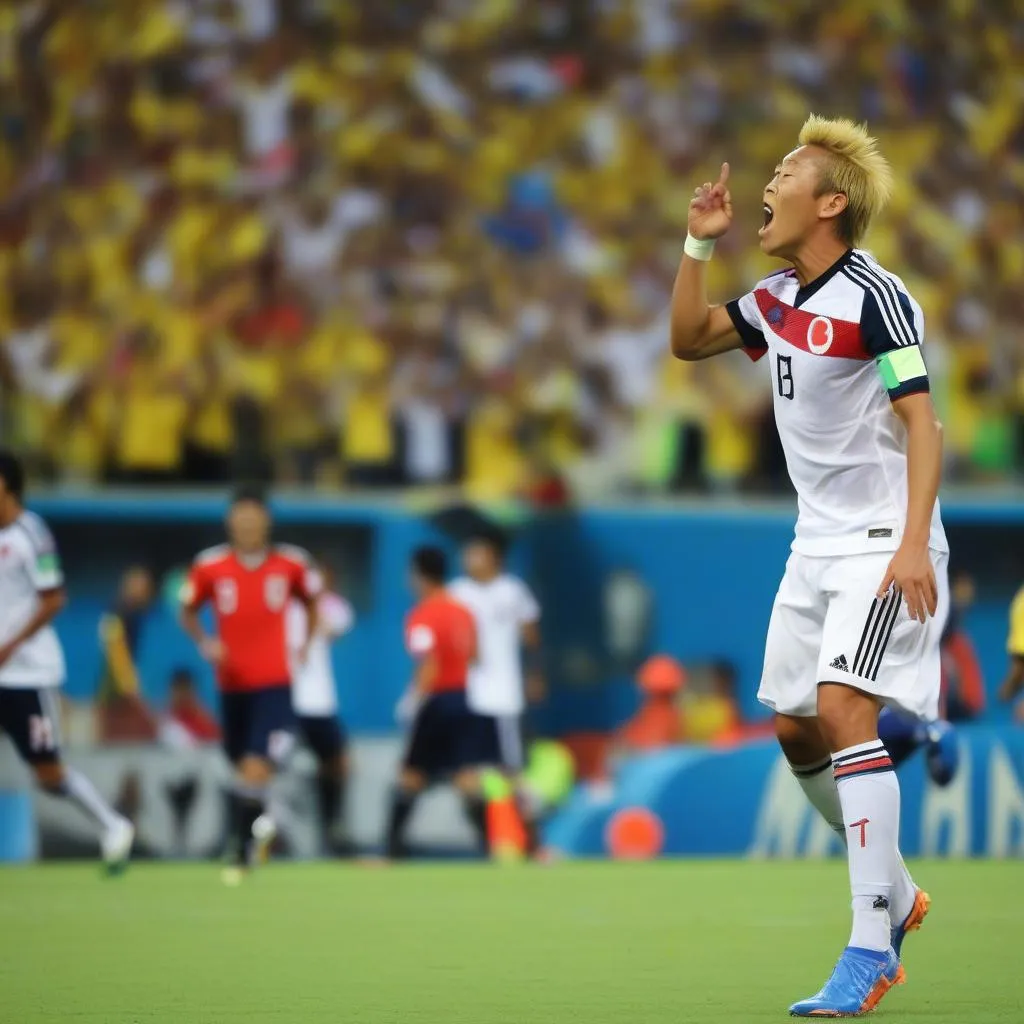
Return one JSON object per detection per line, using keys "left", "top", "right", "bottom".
{"left": 448, "top": 532, "right": 543, "bottom": 844}
{"left": 671, "top": 118, "right": 946, "bottom": 1016}
{"left": 287, "top": 562, "right": 354, "bottom": 855}
{"left": 0, "top": 450, "right": 134, "bottom": 871}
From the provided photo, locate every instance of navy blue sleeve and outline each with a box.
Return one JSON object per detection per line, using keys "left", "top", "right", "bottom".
{"left": 725, "top": 298, "right": 768, "bottom": 359}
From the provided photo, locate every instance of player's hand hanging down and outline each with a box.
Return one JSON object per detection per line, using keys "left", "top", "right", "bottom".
{"left": 878, "top": 545, "right": 938, "bottom": 624}
{"left": 688, "top": 162, "right": 733, "bottom": 240}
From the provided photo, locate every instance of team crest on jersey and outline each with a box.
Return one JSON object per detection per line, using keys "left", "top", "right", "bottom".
{"left": 807, "top": 316, "right": 834, "bottom": 354}
{"left": 264, "top": 574, "right": 288, "bottom": 611}
{"left": 767, "top": 306, "right": 784, "bottom": 326}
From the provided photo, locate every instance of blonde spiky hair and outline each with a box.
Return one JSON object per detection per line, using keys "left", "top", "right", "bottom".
{"left": 797, "top": 115, "right": 894, "bottom": 246}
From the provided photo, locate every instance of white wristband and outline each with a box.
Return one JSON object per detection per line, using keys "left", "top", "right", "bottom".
{"left": 684, "top": 233, "right": 716, "bottom": 261}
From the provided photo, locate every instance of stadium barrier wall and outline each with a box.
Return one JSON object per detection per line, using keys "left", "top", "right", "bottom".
{"left": 0, "top": 737, "right": 477, "bottom": 862}
{"left": 29, "top": 492, "right": 1024, "bottom": 735}
{"left": 544, "top": 724, "right": 1024, "bottom": 859}
{"left": 3, "top": 725, "right": 1021, "bottom": 862}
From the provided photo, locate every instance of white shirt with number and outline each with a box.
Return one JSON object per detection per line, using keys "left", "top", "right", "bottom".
{"left": 0, "top": 511, "right": 66, "bottom": 688}
{"left": 448, "top": 574, "right": 539, "bottom": 717}
{"left": 286, "top": 591, "right": 353, "bottom": 717}
{"left": 726, "top": 249, "right": 948, "bottom": 557}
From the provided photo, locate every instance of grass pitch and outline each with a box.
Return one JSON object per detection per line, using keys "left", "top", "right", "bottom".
{"left": 0, "top": 859, "right": 1018, "bottom": 1023}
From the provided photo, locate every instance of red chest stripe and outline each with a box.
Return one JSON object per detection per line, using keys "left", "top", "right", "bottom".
{"left": 755, "top": 289, "right": 869, "bottom": 360}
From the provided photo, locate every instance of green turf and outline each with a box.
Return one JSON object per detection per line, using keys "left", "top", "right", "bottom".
{"left": 0, "top": 859, "right": 1018, "bottom": 1022}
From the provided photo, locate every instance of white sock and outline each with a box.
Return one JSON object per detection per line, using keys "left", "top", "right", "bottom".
{"left": 833, "top": 741, "right": 900, "bottom": 952}
{"left": 789, "top": 756, "right": 847, "bottom": 841}
{"left": 60, "top": 767, "right": 124, "bottom": 833}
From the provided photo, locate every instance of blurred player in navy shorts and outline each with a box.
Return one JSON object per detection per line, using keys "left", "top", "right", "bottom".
{"left": 180, "top": 487, "right": 319, "bottom": 880}
{"left": 878, "top": 708, "right": 958, "bottom": 787}
{"left": 385, "top": 546, "right": 483, "bottom": 859}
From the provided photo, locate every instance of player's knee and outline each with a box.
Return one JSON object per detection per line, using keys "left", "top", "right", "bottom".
{"left": 452, "top": 770, "right": 480, "bottom": 797}
{"left": 399, "top": 768, "right": 426, "bottom": 794}
{"left": 816, "top": 684, "right": 880, "bottom": 750}
{"left": 774, "top": 714, "right": 829, "bottom": 765}
{"left": 238, "top": 756, "right": 272, "bottom": 788}
{"left": 33, "top": 761, "right": 65, "bottom": 791}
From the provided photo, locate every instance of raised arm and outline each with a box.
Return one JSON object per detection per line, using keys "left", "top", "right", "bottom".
{"left": 670, "top": 162, "right": 744, "bottom": 361}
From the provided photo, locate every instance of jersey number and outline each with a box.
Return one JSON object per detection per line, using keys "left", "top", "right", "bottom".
{"left": 776, "top": 354, "right": 794, "bottom": 400}
{"left": 29, "top": 714, "right": 55, "bottom": 752}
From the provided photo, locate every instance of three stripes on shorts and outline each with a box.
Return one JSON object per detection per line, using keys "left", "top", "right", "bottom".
{"left": 850, "top": 587, "right": 903, "bottom": 681}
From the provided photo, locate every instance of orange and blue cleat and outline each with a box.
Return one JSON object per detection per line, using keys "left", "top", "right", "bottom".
{"left": 789, "top": 946, "right": 901, "bottom": 1017}
{"left": 891, "top": 889, "right": 931, "bottom": 983}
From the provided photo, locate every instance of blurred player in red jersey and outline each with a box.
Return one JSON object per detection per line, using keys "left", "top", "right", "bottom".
{"left": 385, "top": 546, "right": 485, "bottom": 859}
{"left": 179, "top": 487, "right": 319, "bottom": 879}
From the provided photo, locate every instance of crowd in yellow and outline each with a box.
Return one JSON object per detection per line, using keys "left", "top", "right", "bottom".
{"left": 1, "top": 1, "right": 1021, "bottom": 498}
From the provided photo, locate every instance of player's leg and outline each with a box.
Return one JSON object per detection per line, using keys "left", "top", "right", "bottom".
{"left": 820, "top": 553, "right": 948, "bottom": 950}
{"left": 495, "top": 714, "right": 541, "bottom": 854}
{"left": 299, "top": 714, "right": 350, "bottom": 854}
{"left": 223, "top": 686, "right": 295, "bottom": 871}
{"left": 385, "top": 696, "right": 436, "bottom": 859}
{"left": 453, "top": 707, "right": 496, "bottom": 854}
{"left": 0, "top": 688, "right": 133, "bottom": 870}
{"left": 758, "top": 555, "right": 843, "bottom": 834}
{"left": 774, "top": 713, "right": 845, "bottom": 841}
{"left": 790, "top": 553, "right": 947, "bottom": 1015}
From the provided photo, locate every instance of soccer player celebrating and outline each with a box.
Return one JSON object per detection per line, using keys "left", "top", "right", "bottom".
{"left": 385, "top": 546, "right": 481, "bottom": 859}
{"left": 0, "top": 450, "right": 134, "bottom": 871}
{"left": 286, "top": 561, "right": 354, "bottom": 855}
{"left": 448, "top": 531, "right": 544, "bottom": 843}
{"left": 180, "top": 487, "right": 319, "bottom": 881}
{"left": 671, "top": 117, "right": 947, "bottom": 1017}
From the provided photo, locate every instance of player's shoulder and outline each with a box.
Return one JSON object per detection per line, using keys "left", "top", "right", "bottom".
{"left": 447, "top": 576, "right": 477, "bottom": 599}
{"left": 274, "top": 543, "right": 312, "bottom": 567}
{"left": 752, "top": 266, "right": 798, "bottom": 293}
{"left": 842, "top": 249, "right": 916, "bottom": 301}
{"left": 11, "top": 510, "right": 56, "bottom": 552}
{"left": 194, "top": 543, "right": 232, "bottom": 568}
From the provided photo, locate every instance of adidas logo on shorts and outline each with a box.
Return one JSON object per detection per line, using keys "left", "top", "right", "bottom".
{"left": 829, "top": 654, "right": 850, "bottom": 672}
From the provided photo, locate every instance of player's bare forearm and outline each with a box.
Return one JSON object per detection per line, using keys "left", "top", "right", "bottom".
{"left": 179, "top": 606, "right": 208, "bottom": 645}
{"left": 413, "top": 654, "right": 437, "bottom": 696}
{"left": 669, "top": 262, "right": 741, "bottom": 361}
{"left": 3, "top": 589, "right": 65, "bottom": 651}
{"left": 998, "top": 657, "right": 1024, "bottom": 701}
{"left": 671, "top": 162, "right": 742, "bottom": 361}
{"left": 878, "top": 393, "right": 943, "bottom": 621}
{"left": 894, "top": 393, "right": 943, "bottom": 548}
{"left": 303, "top": 594, "right": 319, "bottom": 645}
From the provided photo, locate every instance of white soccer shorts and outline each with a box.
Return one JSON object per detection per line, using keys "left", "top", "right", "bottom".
{"left": 758, "top": 549, "right": 949, "bottom": 721}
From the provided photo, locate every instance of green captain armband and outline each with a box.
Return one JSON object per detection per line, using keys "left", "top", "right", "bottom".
{"left": 877, "top": 346, "right": 928, "bottom": 397}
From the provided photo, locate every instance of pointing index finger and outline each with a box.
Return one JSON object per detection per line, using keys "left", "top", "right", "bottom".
{"left": 719, "top": 162, "right": 730, "bottom": 186}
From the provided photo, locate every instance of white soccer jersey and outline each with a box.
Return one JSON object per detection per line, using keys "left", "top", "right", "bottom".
{"left": 286, "top": 591, "right": 353, "bottom": 717}
{"left": 449, "top": 574, "right": 540, "bottom": 716}
{"left": 726, "top": 249, "right": 948, "bottom": 557}
{"left": 0, "top": 511, "right": 66, "bottom": 688}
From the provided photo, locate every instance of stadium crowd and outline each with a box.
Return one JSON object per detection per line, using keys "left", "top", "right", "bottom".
{"left": 1, "top": 0, "right": 1022, "bottom": 498}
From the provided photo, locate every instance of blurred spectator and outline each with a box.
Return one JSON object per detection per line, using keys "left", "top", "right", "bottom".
{"left": 1, "top": 3, "right": 1022, "bottom": 493}
{"left": 940, "top": 571, "right": 986, "bottom": 722}
{"left": 96, "top": 566, "right": 159, "bottom": 743}
{"left": 162, "top": 667, "right": 221, "bottom": 747}
{"left": 683, "top": 659, "right": 742, "bottom": 744}
{"left": 615, "top": 654, "right": 685, "bottom": 753}
{"left": 998, "top": 583, "right": 1024, "bottom": 722}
